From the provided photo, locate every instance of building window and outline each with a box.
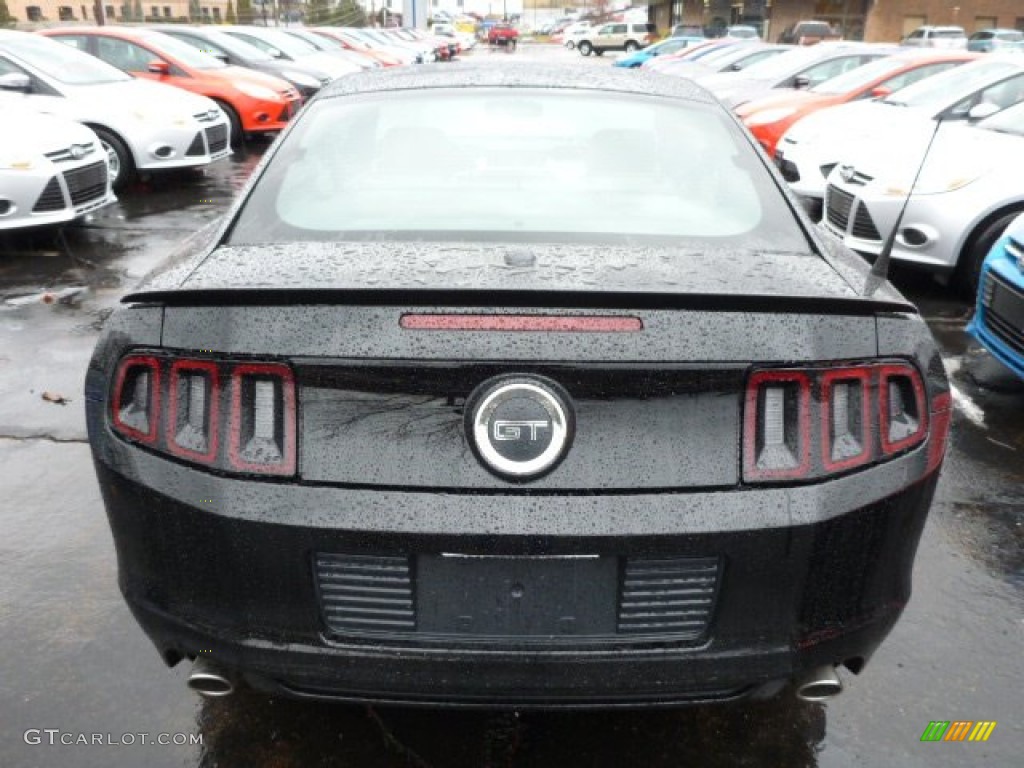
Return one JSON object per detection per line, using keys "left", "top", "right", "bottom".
{"left": 163, "top": 6, "right": 171, "bottom": 16}
{"left": 974, "top": 17, "right": 997, "bottom": 32}
{"left": 26, "top": 5, "right": 43, "bottom": 20}
{"left": 201, "top": 6, "right": 210, "bottom": 17}
{"left": 150, "top": 5, "right": 158, "bottom": 15}
{"left": 213, "top": 7, "right": 221, "bottom": 21}
{"left": 58, "top": 6, "right": 75, "bottom": 20}
{"left": 105, "top": 4, "right": 115, "bottom": 18}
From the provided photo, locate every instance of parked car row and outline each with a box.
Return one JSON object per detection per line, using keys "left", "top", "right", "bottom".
{"left": 650, "top": 38, "right": 1024, "bottom": 299}
{"left": 0, "top": 24, "right": 450, "bottom": 231}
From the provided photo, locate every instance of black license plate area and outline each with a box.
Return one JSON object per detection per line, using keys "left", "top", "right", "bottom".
{"left": 416, "top": 555, "right": 617, "bottom": 638}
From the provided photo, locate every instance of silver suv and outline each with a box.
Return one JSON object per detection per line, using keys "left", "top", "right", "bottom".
{"left": 902, "top": 26, "right": 967, "bottom": 49}
{"left": 577, "top": 23, "right": 656, "bottom": 57}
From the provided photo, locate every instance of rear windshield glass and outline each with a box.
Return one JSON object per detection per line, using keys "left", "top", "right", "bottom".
{"left": 228, "top": 88, "right": 808, "bottom": 251}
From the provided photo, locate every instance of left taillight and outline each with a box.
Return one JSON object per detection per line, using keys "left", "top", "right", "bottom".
{"left": 110, "top": 353, "right": 296, "bottom": 477}
{"left": 744, "top": 361, "right": 939, "bottom": 484}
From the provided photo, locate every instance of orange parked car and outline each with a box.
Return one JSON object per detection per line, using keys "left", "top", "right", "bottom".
{"left": 40, "top": 27, "right": 301, "bottom": 144}
{"left": 308, "top": 28, "right": 403, "bottom": 67}
{"left": 737, "top": 50, "right": 978, "bottom": 156}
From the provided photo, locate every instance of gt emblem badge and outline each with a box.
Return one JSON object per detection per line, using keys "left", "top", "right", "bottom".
{"left": 466, "top": 376, "right": 574, "bottom": 481}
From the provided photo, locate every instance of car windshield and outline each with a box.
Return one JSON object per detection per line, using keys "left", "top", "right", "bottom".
{"left": 811, "top": 56, "right": 913, "bottom": 94}
{"left": 236, "top": 29, "right": 319, "bottom": 58}
{"left": 883, "top": 59, "right": 1021, "bottom": 107}
{"left": 933, "top": 29, "right": 966, "bottom": 39}
{"left": 199, "top": 29, "right": 275, "bottom": 62}
{"left": 2, "top": 34, "right": 131, "bottom": 84}
{"left": 734, "top": 46, "right": 826, "bottom": 79}
{"left": 139, "top": 31, "right": 228, "bottom": 69}
{"left": 979, "top": 101, "right": 1024, "bottom": 136}
{"left": 229, "top": 88, "right": 808, "bottom": 252}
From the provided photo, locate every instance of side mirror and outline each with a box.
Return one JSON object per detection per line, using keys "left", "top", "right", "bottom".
{"left": 267, "top": 47, "right": 284, "bottom": 59}
{"left": 148, "top": 60, "right": 170, "bottom": 75}
{"left": 0, "top": 72, "right": 31, "bottom": 92}
{"left": 727, "top": 62, "right": 743, "bottom": 71}
{"left": 211, "top": 51, "right": 229, "bottom": 63}
{"left": 968, "top": 102, "right": 1000, "bottom": 121}
{"left": 793, "top": 75, "right": 811, "bottom": 89}
{"left": 870, "top": 85, "right": 892, "bottom": 98}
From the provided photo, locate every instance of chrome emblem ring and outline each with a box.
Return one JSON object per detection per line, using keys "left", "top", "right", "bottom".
{"left": 467, "top": 376, "right": 574, "bottom": 481}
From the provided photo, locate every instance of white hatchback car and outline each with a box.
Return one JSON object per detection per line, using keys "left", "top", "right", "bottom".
{"left": 0, "top": 30, "right": 231, "bottom": 190}
{"left": 821, "top": 99, "right": 1024, "bottom": 295}
{"left": 0, "top": 107, "right": 115, "bottom": 230}
{"left": 776, "top": 57, "right": 1024, "bottom": 203}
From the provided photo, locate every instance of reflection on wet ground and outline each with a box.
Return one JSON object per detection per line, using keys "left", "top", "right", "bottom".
{"left": 195, "top": 691, "right": 825, "bottom": 768}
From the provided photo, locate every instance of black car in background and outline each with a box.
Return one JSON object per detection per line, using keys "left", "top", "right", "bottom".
{"left": 151, "top": 26, "right": 330, "bottom": 103}
{"left": 86, "top": 65, "right": 951, "bottom": 707}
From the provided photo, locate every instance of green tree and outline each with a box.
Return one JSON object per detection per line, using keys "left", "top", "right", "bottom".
{"left": 226, "top": 0, "right": 236, "bottom": 24}
{"left": 236, "top": 0, "right": 253, "bottom": 24}
{"left": 307, "top": 0, "right": 328, "bottom": 25}
{"left": 335, "top": 0, "right": 366, "bottom": 27}
{"left": 188, "top": 0, "right": 200, "bottom": 21}
{"left": 132, "top": 0, "right": 142, "bottom": 21}
{"left": 0, "top": 0, "right": 15, "bottom": 28}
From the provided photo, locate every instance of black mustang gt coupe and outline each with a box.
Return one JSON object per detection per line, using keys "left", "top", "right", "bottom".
{"left": 86, "top": 65, "right": 951, "bottom": 707}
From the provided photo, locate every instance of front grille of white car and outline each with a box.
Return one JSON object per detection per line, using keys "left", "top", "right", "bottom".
{"left": 825, "top": 185, "right": 882, "bottom": 241}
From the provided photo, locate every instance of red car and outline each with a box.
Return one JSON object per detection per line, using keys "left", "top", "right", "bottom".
{"left": 40, "top": 27, "right": 301, "bottom": 144}
{"left": 487, "top": 24, "right": 519, "bottom": 48}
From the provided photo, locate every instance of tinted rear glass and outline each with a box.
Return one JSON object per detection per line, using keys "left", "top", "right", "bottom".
{"left": 229, "top": 88, "right": 808, "bottom": 252}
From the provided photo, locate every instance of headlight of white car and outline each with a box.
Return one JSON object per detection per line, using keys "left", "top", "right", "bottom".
{"left": 744, "top": 107, "right": 798, "bottom": 127}
{"left": 281, "top": 71, "right": 320, "bottom": 89}
{"left": 235, "top": 82, "right": 282, "bottom": 101}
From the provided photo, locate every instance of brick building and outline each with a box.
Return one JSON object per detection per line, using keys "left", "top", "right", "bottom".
{"left": 4, "top": 0, "right": 231, "bottom": 24}
{"left": 653, "top": 1, "right": 1024, "bottom": 42}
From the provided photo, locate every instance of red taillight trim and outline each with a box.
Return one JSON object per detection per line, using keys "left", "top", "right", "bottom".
{"left": 820, "top": 367, "right": 872, "bottom": 472}
{"left": 111, "top": 355, "right": 161, "bottom": 446}
{"left": 878, "top": 363, "right": 928, "bottom": 455}
{"left": 228, "top": 362, "right": 297, "bottom": 476}
{"left": 926, "top": 391, "right": 953, "bottom": 474}
{"left": 166, "top": 359, "right": 220, "bottom": 464}
{"left": 399, "top": 314, "right": 643, "bottom": 332}
{"left": 743, "top": 369, "right": 812, "bottom": 480}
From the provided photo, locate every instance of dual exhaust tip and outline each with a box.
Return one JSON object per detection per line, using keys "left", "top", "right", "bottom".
{"left": 186, "top": 658, "right": 842, "bottom": 703}
{"left": 795, "top": 665, "right": 843, "bottom": 702}
{"left": 187, "top": 657, "right": 234, "bottom": 698}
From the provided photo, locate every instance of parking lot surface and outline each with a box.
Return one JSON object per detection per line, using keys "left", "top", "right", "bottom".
{"left": 1, "top": 43, "right": 1022, "bottom": 767}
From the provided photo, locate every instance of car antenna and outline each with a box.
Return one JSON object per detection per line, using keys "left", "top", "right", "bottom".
{"left": 863, "top": 116, "right": 945, "bottom": 297}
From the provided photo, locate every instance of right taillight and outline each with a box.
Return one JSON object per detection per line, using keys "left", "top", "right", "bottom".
{"left": 744, "top": 361, "right": 937, "bottom": 483}
{"left": 110, "top": 353, "right": 296, "bottom": 477}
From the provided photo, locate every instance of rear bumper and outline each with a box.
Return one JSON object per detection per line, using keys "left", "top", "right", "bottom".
{"left": 94, "top": 449, "right": 939, "bottom": 707}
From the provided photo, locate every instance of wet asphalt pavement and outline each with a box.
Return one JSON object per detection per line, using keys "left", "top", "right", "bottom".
{"left": 2, "top": 42, "right": 1022, "bottom": 768}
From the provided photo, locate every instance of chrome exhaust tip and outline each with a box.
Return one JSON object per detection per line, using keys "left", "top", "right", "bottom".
{"left": 795, "top": 665, "right": 842, "bottom": 702}
{"left": 187, "top": 657, "right": 234, "bottom": 698}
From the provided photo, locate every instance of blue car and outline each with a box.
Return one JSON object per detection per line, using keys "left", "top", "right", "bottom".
{"left": 968, "top": 212, "right": 1024, "bottom": 379}
{"left": 613, "top": 36, "right": 703, "bottom": 68}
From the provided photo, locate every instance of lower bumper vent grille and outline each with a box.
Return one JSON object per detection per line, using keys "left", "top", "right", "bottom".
{"left": 316, "top": 553, "right": 416, "bottom": 634}
{"left": 617, "top": 557, "right": 719, "bottom": 638}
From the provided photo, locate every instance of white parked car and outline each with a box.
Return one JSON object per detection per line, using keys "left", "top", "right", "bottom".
{"left": 560, "top": 23, "right": 592, "bottom": 50}
{"left": 901, "top": 26, "right": 967, "bottom": 50}
{"left": 0, "top": 30, "right": 231, "bottom": 191}
{"left": 0, "top": 107, "right": 115, "bottom": 231}
{"left": 821, "top": 99, "right": 1024, "bottom": 295}
{"left": 776, "top": 57, "right": 1024, "bottom": 203}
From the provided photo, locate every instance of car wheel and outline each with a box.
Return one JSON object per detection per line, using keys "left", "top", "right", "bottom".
{"left": 624, "top": 41, "right": 640, "bottom": 52}
{"left": 89, "top": 126, "right": 135, "bottom": 192}
{"left": 213, "top": 99, "right": 244, "bottom": 148}
{"left": 957, "top": 210, "right": 1023, "bottom": 299}
{"left": 578, "top": 41, "right": 592, "bottom": 56}
{"left": 565, "top": 40, "right": 575, "bottom": 50}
